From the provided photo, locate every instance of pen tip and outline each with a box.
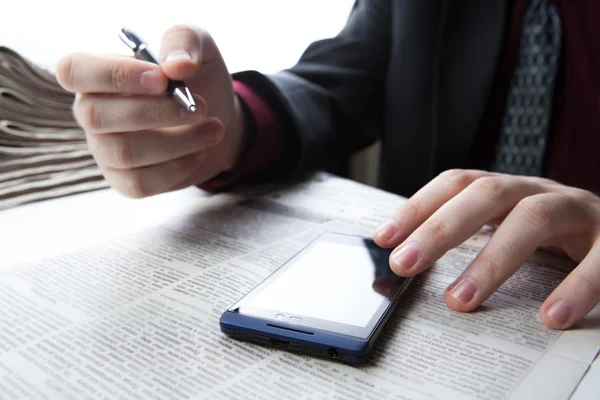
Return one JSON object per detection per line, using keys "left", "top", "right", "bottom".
{"left": 189, "top": 105, "right": 196, "bottom": 112}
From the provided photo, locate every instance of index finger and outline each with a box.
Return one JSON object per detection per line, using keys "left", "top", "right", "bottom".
{"left": 373, "top": 169, "right": 493, "bottom": 247}
{"left": 55, "top": 52, "right": 168, "bottom": 95}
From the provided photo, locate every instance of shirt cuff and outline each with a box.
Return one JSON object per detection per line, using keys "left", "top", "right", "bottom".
{"left": 197, "top": 80, "right": 285, "bottom": 192}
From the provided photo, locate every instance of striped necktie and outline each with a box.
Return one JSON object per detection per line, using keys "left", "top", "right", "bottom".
{"left": 489, "top": 0, "right": 562, "bottom": 176}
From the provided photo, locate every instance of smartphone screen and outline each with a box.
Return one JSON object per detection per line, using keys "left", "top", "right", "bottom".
{"left": 234, "top": 233, "right": 410, "bottom": 339}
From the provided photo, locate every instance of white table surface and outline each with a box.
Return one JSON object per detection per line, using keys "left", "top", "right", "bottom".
{"left": 1, "top": 1, "right": 598, "bottom": 398}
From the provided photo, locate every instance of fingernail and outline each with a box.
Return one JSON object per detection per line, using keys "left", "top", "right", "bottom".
{"left": 375, "top": 220, "right": 398, "bottom": 241}
{"left": 449, "top": 277, "right": 477, "bottom": 303}
{"left": 391, "top": 242, "right": 419, "bottom": 270}
{"left": 165, "top": 50, "right": 192, "bottom": 63}
{"left": 546, "top": 300, "right": 571, "bottom": 326}
{"left": 140, "top": 70, "right": 163, "bottom": 92}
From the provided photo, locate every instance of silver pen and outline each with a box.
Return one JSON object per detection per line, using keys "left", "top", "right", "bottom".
{"left": 118, "top": 27, "right": 196, "bottom": 112}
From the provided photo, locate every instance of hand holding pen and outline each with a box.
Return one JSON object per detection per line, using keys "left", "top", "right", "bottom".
{"left": 118, "top": 28, "right": 196, "bottom": 112}
{"left": 55, "top": 24, "right": 249, "bottom": 198}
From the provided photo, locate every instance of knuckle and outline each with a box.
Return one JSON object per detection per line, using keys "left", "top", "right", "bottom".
{"left": 425, "top": 219, "right": 448, "bottom": 244}
{"left": 572, "top": 188, "right": 597, "bottom": 203}
{"left": 80, "top": 98, "right": 103, "bottom": 131}
{"left": 108, "top": 65, "right": 131, "bottom": 91}
{"left": 72, "top": 95, "right": 84, "bottom": 125}
{"left": 124, "top": 175, "right": 151, "bottom": 199}
{"left": 402, "top": 201, "right": 423, "bottom": 221}
{"left": 475, "top": 256, "right": 504, "bottom": 282}
{"left": 143, "top": 104, "right": 165, "bottom": 125}
{"left": 540, "top": 177, "right": 559, "bottom": 186}
{"left": 108, "top": 135, "right": 135, "bottom": 169}
{"left": 55, "top": 54, "right": 76, "bottom": 90}
{"left": 472, "top": 176, "right": 507, "bottom": 201}
{"left": 517, "top": 195, "right": 556, "bottom": 228}
{"left": 439, "top": 169, "right": 473, "bottom": 190}
{"left": 573, "top": 274, "right": 600, "bottom": 296}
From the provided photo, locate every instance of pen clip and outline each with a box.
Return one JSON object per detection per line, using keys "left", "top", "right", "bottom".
{"left": 118, "top": 28, "right": 142, "bottom": 52}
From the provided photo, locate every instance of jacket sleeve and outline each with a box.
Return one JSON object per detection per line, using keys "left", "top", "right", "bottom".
{"left": 232, "top": 0, "right": 392, "bottom": 177}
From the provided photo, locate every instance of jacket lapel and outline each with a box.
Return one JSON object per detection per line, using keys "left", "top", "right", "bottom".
{"left": 433, "top": 1, "right": 508, "bottom": 173}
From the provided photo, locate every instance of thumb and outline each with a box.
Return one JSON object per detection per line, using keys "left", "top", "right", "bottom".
{"left": 158, "top": 25, "right": 216, "bottom": 81}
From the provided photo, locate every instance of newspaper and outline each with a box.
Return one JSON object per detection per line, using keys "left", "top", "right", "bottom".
{"left": 0, "top": 46, "right": 106, "bottom": 210}
{"left": 0, "top": 172, "right": 598, "bottom": 399}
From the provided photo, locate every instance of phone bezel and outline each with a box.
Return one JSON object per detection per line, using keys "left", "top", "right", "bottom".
{"left": 220, "top": 232, "right": 414, "bottom": 362}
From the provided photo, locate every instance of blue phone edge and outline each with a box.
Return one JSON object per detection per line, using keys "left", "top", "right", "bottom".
{"left": 219, "top": 275, "right": 414, "bottom": 365}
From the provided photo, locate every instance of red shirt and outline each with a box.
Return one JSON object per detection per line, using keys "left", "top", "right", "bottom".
{"left": 202, "top": 0, "right": 600, "bottom": 195}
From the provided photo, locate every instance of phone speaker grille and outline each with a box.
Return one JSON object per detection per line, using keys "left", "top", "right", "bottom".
{"left": 267, "top": 324, "right": 314, "bottom": 335}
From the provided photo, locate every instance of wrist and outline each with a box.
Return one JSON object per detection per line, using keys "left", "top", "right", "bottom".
{"left": 222, "top": 91, "right": 255, "bottom": 173}
{"left": 196, "top": 78, "right": 283, "bottom": 193}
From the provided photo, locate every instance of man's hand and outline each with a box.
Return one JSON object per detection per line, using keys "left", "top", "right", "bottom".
{"left": 373, "top": 169, "right": 600, "bottom": 330}
{"left": 55, "top": 25, "right": 246, "bottom": 198}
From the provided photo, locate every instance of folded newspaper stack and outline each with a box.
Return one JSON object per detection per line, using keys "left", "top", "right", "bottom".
{"left": 0, "top": 46, "right": 108, "bottom": 210}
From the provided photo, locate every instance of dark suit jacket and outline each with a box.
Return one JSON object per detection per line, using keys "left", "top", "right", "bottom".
{"left": 233, "top": 0, "right": 508, "bottom": 198}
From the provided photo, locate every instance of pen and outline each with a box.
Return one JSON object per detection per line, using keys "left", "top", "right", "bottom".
{"left": 118, "top": 27, "right": 196, "bottom": 112}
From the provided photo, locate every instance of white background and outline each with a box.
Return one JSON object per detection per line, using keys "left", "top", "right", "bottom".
{"left": 0, "top": 0, "right": 355, "bottom": 73}
{"left": 1, "top": 1, "right": 598, "bottom": 398}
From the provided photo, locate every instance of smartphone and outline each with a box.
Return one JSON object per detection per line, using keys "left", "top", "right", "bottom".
{"left": 220, "top": 232, "right": 414, "bottom": 364}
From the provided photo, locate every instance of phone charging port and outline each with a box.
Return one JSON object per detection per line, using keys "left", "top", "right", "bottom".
{"left": 271, "top": 339, "right": 290, "bottom": 347}
{"left": 328, "top": 348, "right": 339, "bottom": 358}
